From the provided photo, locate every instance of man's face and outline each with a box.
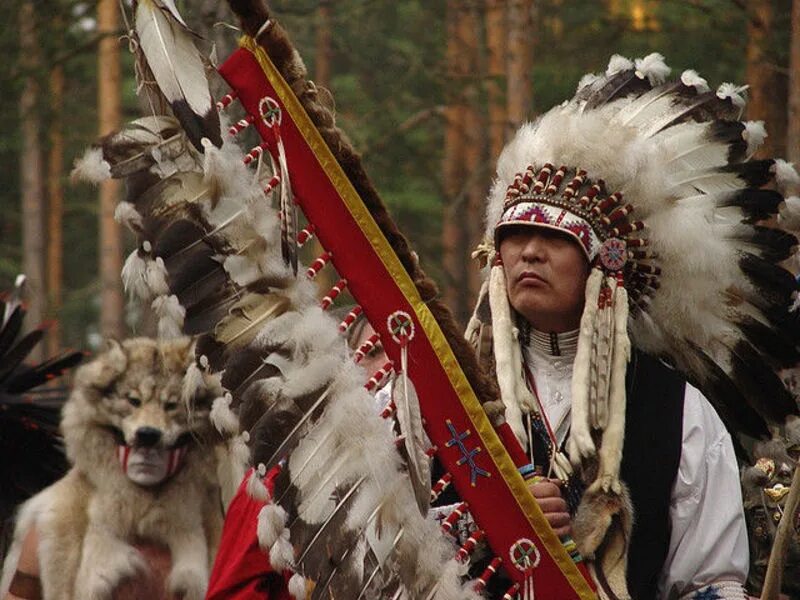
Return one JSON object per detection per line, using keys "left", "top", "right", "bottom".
{"left": 499, "top": 226, "right": 590, "bottom": 332}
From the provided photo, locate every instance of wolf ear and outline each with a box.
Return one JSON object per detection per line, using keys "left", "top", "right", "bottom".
{"left": 78, "top": 338, "right": 128, "bottom": 392}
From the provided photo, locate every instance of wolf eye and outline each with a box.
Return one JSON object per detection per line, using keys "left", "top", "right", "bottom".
{"left": 164, "top": 400, "right": 179, "bottom": 411}
{"left": 127, "top": 395, "right": 141, "bottom": 408}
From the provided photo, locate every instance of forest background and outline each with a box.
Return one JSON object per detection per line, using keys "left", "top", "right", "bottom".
{"left": 1, "top": 0, "right": 798, "bottom": 356}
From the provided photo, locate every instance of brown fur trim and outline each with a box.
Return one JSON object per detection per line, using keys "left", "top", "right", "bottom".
{"left": 224, "top": 0, "right": 500, "bottom": 409}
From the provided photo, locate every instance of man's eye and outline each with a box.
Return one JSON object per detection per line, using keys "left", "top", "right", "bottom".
{"left": 128, "top": 396, "right": 142, "bottom": 408}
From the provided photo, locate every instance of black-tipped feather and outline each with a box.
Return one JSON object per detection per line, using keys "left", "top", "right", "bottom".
{"left": 718, "top": 189, "right": 783, "bottom": 223}
{"left": 708, "top": 120, "right": 748, "bottom": 164}
{"left": 6, "top": 350, "right": 85, "bottom": 394}
{"left": 718, "top": 159, "right": 776, "bottom": 188}
{"left": 726, "top": 225, "right": 797, "bottom": 263}
{"left": 687, "top": 345, "right": 770, "bottom": 440}
{"left": 739, "top": 252, "right": 797, "bottom": 306}
{"left": 728, "top": 341, "right": 798, "bottom": 424}
{"left": 737, "top": 316, "right": 800, "bottom": 370}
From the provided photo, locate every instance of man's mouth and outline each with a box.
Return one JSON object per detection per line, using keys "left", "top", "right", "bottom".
{"left": 518, "top": 271, "right": 546, "bottom": 284}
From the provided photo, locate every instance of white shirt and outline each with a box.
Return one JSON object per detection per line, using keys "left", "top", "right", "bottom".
{"left": 523, "top": 331, "right": 749, "bottom": 599}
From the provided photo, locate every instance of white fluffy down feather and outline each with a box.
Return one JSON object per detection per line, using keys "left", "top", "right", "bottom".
{"left": 210, "top": 393, "right": 240, "bottom": 436}
{"left": 257, "top": 503, "right": 288, "bottom": 550}
{"left": 246, "top": 466, "right": 271, "bottom": 503}
{"left": 151, "top": 294, "right": 186, "bottom": 339}
{"left": 287, "top": 573, "right": 307, "bottom": 600}
{"left": 634, "top": 52, "right": 670, "bottom": 85}
{"left": 742, "top": 121, "right": 767, "bottom": 157}
{"left": 113, "top": 201, "right": 144, "bottom": 231}
{"left": 268, "top": 529, "right": 295, "bottom": 572}
{"left": 71, "top": 147, "right": 111, "bottom": 183}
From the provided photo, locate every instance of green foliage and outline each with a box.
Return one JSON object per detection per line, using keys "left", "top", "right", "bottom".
{"left": 0, "top": 0, "right": 794, "bottom": 348}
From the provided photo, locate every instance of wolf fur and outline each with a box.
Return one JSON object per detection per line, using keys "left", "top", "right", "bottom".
{"left": 1, "top": 337, "right": 233, "bottom": 600}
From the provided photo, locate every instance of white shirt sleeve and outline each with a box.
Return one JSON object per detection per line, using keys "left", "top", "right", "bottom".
{"left": 657, "top": 384, "right": 749, "bottom": 599}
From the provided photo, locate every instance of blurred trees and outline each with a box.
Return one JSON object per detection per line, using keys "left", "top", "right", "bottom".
{"left": 1, "top": 0, "right": 797, "bottom": 347}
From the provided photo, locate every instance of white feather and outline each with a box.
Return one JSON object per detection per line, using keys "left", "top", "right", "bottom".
{"left": 121, "top": 250, "right": 151, "bottom": 300}
{"left": 779, "top": 196, "right": 800, "bottom": 231}
{"left": 210, "top": 392, "right": 240, "bottom": 436}
{"left": 288, "top": 573, "right": 307, "bottom": 600}
{"left": 742, "top": 121, "right": 767, "bottom": 158}
{"left": 577, "top": 72, "right": 600, "bottom": 93}
{"left": 113, "top": 201, "right": 144, "bottom": 231}
{"left": 268, "top": 529, "right": 294, "bottom": 571}
{"left": 135, "top": 0, "right": 212, "bottom": 116}
{"left": 152, "top": 294, "right": 186, "bottom": 338}
{"left": 222, "top": 254, "right": 263, "bottom": 287}
{"left": 680, "top": 69, "right": 709, "bottom": 93}
{"left": 634, "top": 52, "right": 670, "bottom": 85}
{"left": 181, "top": 360, "right": 206, "bottom": 403}
{"left": 773, "top": 159, "right": 800, "bottom": 195}
{"left": 246, "top": 466, "right": 271, "bottom": 502}
{"left": 71, "top": 147, "right": 111, "bottom": 183}
{"left": 145, "top": 256, "right": 170, "bottom": 296}
{"left": 606, "top": 54, "right": 633, "bottom": 76}
{"left": 228, "top": 431, "right": 251, "bottom": 467}
{"left": 716, "top": 83, "right": 748, "bottom": 109}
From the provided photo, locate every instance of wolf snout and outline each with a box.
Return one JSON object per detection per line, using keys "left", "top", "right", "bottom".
{"left": 134, "top": 426, "right": 163, "bottom": 448}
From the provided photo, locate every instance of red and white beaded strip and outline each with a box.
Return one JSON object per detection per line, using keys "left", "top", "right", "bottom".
{"left": 243, "top": 142, "right": 270, "bottom": 165}
{"left": 337, "top": 306, "right": 362, "bottom": 333}
{"left": 380, "top": 400, "right": 396, "bottom": 419}
{"left": 263, "top": 174, "right": 281, "bottom": 195}
{"left": 456, "top": 530, "right": 486, "bottom": 562}
{"left": 216, "top": 91, "right": 238, "bottom": 111}
{"left": 430, "top": 472, "right": 453, "bottom": 503}
{"left": 364, "top": 361, "right": 394, "bottom": 393}
{"left": 306, "top": 252, "right": 332, "bottom": 279}
{"left": 228, "top": 114, "right": 255, "bottom": 136}
{"left": 474, "top": 556, "right": 503, "bottom": 593}
{"left": 321, "top": 279, "right": 347, "bottom": 310}
{"left": 441, "top": 502, "right": 469, "bottom": 536}
{"left": 297, "top": 225, "right": 316, "bottom": 248}
{"left": 354, "top": 333, "right": 380, "bottom": 363}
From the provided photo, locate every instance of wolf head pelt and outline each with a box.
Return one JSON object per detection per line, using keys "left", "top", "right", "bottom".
{"left": 1, "top": 337, "right": 237, "bottom": 600}
{"left": 63, "top": 336, "right": 224, "bottom": 491}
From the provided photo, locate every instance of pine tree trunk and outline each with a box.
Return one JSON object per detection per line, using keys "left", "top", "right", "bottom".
{"left": 788, "top": 0, "right": 800, "bottom": 164}
{"left": 97, "top": 0, "right": 124, "bottom": 339}
{"left": 747, "top": 0, "right": 785, "bottom": 157}
{"left": 507, "top": 0, "right": 534, "bottom": 131}
{"left": 486, "top": 0, "right": 508, "bottom": 162}
{"left": 316, "top": 0, "right": 333, "bottom": 89}
{"left": 47, "top": 63, "right": 64, "bottom": 356}
{"left": 443, "top": 0, "right": 469, "bottom": 325}
{"left": 463, "top": 4, "right": 487, "bottom": 307}
{"left": 19, "top": 0, "right": 46, "bottom": 361}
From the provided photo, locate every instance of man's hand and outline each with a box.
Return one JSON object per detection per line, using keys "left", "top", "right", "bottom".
{"left": 530, "top": 479, "right": 571, "bottom": 538}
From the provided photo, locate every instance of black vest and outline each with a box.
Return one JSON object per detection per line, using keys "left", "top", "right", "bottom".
{"left": 621, "top": 350, "right": 686, "bottom": 599}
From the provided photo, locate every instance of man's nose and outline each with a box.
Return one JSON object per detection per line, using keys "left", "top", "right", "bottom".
{"left": 520, "top": 235, "right": 546, "bottom": 261}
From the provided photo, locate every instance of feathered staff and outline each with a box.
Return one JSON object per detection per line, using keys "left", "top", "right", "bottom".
{"left": 73, "top": 0, "right": 600, "bottom": 596}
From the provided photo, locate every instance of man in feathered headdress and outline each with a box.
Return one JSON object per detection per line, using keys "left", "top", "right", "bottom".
{"left": 466, "top": 52, "right": 800, "bottom": 599}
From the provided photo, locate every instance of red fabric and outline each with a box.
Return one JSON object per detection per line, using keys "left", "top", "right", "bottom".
{"left": 206, "top": 469, "right": 292, "bottom": 600}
